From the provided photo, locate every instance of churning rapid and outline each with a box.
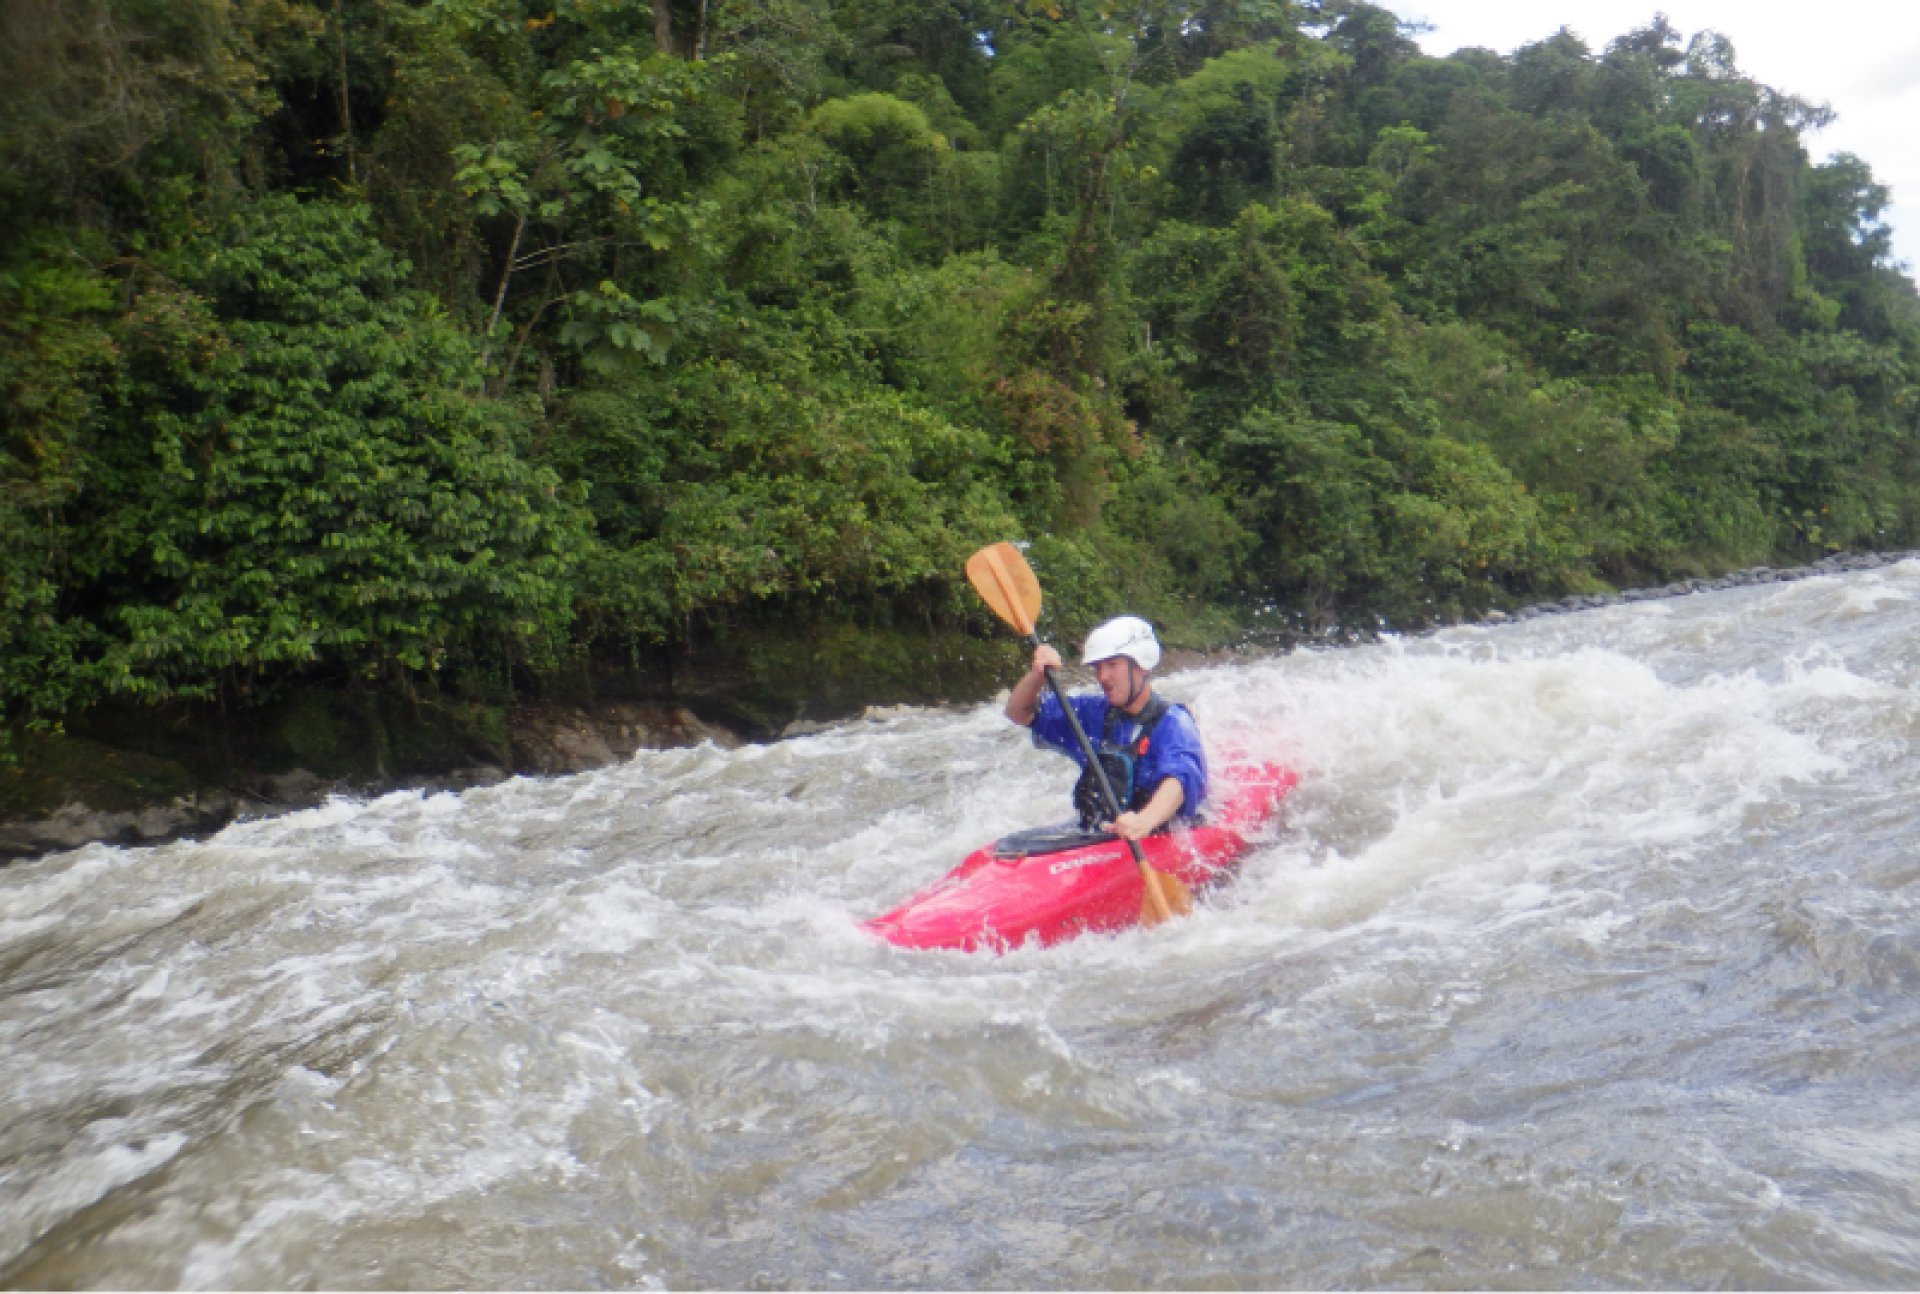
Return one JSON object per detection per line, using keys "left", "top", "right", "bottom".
{"left": 7, "top": 563, "right": 1920, "bottom": 1289}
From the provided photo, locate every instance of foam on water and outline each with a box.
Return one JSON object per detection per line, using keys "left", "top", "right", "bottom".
{"left": 7, "top": 563, "right": 1920, "bottom": 1286}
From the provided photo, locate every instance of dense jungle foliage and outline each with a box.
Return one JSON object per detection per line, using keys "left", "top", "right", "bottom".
{"left": 4, "top": 0, "right": 1918, "bottom": 734}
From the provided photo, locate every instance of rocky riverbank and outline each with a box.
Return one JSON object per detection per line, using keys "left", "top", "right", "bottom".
{"left": 1479, "top": 549, "right": 1914, "bottom": 624}
{"left": 0, "top": 700, "right": 744, "bottom": 863}
{"left": 5, "top": 549, "right": 1912, "bottom": 864}
{"left": 0, "top": 615, "right": 1010, "bottom": 865}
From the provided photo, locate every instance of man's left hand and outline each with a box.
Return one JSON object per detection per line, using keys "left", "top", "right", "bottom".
{"left": 1102, "top": 778, "right": 1184, "bottom": 841}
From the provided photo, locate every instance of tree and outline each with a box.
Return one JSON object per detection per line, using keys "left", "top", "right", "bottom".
{"left": 447, "top": 46, "right": 731, "bottom": 389}
{"left": 69, "top": 197, "right": 587, "bottom": 704}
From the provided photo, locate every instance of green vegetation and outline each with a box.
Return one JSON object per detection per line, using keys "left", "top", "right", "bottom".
{"left": 4, "top": 0, "right": 1917, "bottom": 749}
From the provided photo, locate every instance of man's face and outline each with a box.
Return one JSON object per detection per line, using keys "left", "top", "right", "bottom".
{"left": 1093, "top": 656, "right": 1140, "bottom": 709}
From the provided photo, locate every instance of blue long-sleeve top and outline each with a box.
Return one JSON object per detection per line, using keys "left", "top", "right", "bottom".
{"left": 1030, "top": 692, "right": 1209, "bottom": 820}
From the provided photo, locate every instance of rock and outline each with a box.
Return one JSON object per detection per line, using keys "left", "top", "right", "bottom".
{"left": 420, "top": 765, "right": 510, "bottom": 795}
{"left": 780, "top": 719, "right": 839, "bottom": 739}
{"left": 260, "top": 768, "right": 330, "bottom": 805}
{"left": 542, "top": 722, "right": 618, "bottom": 775}
{"left": 505, "top": 701, "right": 743, "bottom": 777}
{"left": 0, "top": 792, "right": 238, "bottom": 860}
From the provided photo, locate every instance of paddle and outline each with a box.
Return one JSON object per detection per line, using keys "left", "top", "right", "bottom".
{"left": 966, "top": 542, "right": 1194, "bottom": 927}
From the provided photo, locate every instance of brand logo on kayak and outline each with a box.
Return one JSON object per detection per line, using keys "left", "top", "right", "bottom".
{"left": 1048, "top": 853, "right": 1113, "bottom": 875}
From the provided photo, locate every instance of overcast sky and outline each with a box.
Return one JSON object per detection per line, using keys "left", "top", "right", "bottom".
{"left": 1394, "top": 1, "right": 1920, "bottom": 277}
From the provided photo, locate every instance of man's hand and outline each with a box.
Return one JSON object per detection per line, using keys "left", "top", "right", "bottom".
{"left": 1006, "top": 643, "right": 1063, "bottom": 726}
{"left": 1101, "top": 777, "right": 1185, "bottom": 840}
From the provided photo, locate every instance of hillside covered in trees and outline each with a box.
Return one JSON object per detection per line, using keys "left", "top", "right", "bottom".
{"left": 4, "top": 0, "right": 1919, "bottom": 764}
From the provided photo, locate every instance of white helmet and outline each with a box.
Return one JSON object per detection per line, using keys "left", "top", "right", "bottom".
{"left": 1081, "top": 615, "right": 1161, "bottom": 671}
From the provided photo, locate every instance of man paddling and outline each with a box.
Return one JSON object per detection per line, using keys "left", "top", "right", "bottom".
{"left": 1005, "top": 615, "right": 1208, "bottom": 840}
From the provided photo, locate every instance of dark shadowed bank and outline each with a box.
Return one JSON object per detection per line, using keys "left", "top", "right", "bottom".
{"left": 0, "top": 617, "right": 1005, "bottom": 862}
{"left": 4, "top": 549, "right": 1905, "bottom": 864}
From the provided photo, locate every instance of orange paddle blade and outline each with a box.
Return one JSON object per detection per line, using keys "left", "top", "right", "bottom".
{"left": 1139, "top": 867, "right": 1195, "bottom": 927}
{"left": 965, "top": 542, "right": 1042, "bottom": 637}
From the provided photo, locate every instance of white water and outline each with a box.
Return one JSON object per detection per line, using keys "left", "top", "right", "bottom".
{"left": 6, "top": 564, "right": 1920, "bottom": 1287}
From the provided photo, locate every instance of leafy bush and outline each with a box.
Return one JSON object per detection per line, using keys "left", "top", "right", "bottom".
{"left": 547, "top": 306, "right": 1020, "bottom": 650}
{"left": 52, "top": 196, "right": 588, "bottom": 706}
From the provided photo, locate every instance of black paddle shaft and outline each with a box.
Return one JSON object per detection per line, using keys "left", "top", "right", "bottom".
{"left": 1025, "top": 633, "right": 1149, "bottom": 866}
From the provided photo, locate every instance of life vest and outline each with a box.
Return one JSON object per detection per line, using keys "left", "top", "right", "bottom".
{"left": 1072, "top": 692, "right": 1173, "bottom": 830}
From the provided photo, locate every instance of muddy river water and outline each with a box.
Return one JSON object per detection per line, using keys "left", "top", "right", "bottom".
{"left": 5, "top": 563, "right": 1920, "bottom": 1287}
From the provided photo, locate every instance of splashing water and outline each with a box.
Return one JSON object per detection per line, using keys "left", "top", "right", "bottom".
{"left": 6, "top": 563, "right": 1920, "bottom": 1287}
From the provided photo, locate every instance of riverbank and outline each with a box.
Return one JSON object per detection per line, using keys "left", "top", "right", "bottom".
{"left": 4, "top": 548, "right": 1910, "bottom": 864}
{"left": 0, "top": 617, "right": 1012, "bottom": 863}
{"left": 0, "top": 699, "right": 745, "bottom": 863}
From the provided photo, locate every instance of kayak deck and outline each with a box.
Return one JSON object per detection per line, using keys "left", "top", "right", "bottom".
{"left": 863, "top": 762, "right": 1297, "bottom": 952}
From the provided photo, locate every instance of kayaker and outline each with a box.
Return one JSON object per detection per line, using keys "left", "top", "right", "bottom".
{"left": 1004, "top": 615, "right": 1209, "bottom": 840}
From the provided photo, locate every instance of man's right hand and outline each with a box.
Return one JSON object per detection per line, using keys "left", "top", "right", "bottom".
{"left": 1006, "top": 643, "right": 1062, "bottom": 726}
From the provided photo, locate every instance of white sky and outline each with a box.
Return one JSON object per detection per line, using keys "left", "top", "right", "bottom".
{"left": 1396, "top": 1, "right": 1920, "bottom": 277}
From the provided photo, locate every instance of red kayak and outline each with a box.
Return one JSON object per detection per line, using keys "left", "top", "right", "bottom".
{"left": 863, "top": 761, "right": 1298, "bottom": 952}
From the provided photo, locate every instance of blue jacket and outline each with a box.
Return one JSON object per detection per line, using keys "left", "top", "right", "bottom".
{"left": 1030, "top": 692, "right": 1209, "bottom": 820}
